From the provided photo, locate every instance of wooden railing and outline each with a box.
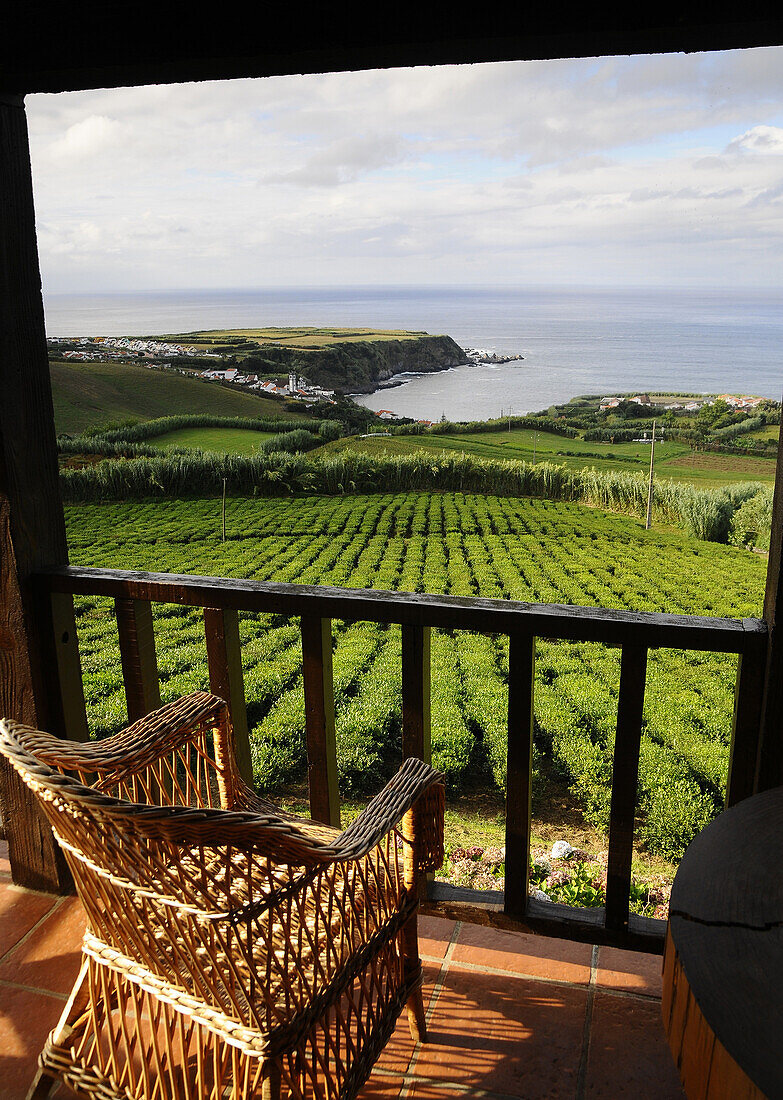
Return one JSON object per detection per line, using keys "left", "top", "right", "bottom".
{"left": 34, "top": 565, "right": 768, "bottom": 953}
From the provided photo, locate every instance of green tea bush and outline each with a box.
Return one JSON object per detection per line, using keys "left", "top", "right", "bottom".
{"left": 729, "top": 489, "right": 773, "bottom": 551}
{"left": 640, "top": 777, "right": 717, "bottom": 860}
{"left": 65, "top": 491, "right": 766, "bottom": 859}
{"left": 61, "top": 449, "right": 768, "bottom": 547}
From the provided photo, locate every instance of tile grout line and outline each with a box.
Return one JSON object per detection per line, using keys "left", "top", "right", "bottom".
{"left": 0, "top": 975, "right": 70, "bottom": 1001}
{"left": 398, "top": 919, "right": 463, "bottom": 1100}
{"left": 0, "top": 893, "right": 67, "bottom": 965}
{"left": 575, "top": 944, "right": 599, "bottom": 1100}
{"left": 421, "top": 952, "right": 661, "bottom": 1003}
{"left": 375, "top": 1067, "right": 535, "bottom": 1100}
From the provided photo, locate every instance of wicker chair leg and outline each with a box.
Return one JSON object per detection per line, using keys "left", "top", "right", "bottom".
{"left": 261, "top": 1060, "right": 281, "bottom": 1099}
{"left": 406, "top": 984, "right": 428, "bottom": 1043}
{"left": 26, "top": 959, "right": 91, "bottom": 1100}
{"left": 402, "top": 913, "right": 428, "bottom": 1043}
{"left": 25, "top": 1068, "right": 56, "bottom": 1100}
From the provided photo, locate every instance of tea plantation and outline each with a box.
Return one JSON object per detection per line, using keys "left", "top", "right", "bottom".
{"left": 65, "top": 492, "right": 766, "bottom": 860}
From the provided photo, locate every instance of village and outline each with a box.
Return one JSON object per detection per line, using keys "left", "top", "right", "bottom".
{"left": 47, "top": 336, "right": 339, "bottom": 403}
{"left": 599, "top": 392, "right": 766, "bottom": 413}
{"left": 200, "top": 367, "right": 336, "bottom": 403}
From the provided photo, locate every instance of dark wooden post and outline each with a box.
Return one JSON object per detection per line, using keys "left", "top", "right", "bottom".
{"left": 756, "top": 411, "right": 783, "bottom": 792}
{"left": 301, "top": 615, "right": 340, "bottom": 828}
{"left": 44, "top": 591, "right": 89, "bottom": 743}
{"left": 204, "top": 607, "right": 253, "bottom": 786}
{"left": 115, "top": 598, "right": 161, "bottom": 722}
{"left": 402, "top": 624, "right": 431, "bottom": 764}
{"left": 605, "top": 644, "right": 648, "bottom": 932}
{"left": 504, "top": 632, "right": 535, "bottom": 919}
{"left": 726, "top": 626, "right": 767, "bottom": 807}
{"left": 0, "top": 94, "right": 73, "bottom": 891}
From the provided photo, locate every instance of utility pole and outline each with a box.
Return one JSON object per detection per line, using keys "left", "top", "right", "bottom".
{"left": 645, "top": 420, "right": 656, "bottom": 530}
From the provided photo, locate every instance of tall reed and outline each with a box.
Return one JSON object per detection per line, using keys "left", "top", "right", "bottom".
{"left": 60, "top": 449, "right": 768, "bottom": 544}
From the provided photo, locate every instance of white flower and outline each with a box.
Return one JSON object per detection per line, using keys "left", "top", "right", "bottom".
{"left": 530, "top": 888, "right": 551, "bottom": 902}
{"left": 550, "top": 840, "right": 574, "bottom": 860}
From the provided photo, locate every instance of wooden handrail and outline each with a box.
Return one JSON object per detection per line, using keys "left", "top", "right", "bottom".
{"left": 36, "top": 565, "right": 765, "bottom": 652}
{"left": 32, "top": 564, "right": 769, "bottom": 952}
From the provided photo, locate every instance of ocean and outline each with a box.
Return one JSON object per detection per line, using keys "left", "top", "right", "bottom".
{"left": 44, "top": 285, "right": 783, "bottom": 421}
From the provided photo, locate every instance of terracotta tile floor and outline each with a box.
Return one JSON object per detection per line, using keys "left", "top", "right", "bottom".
{"left": 0, "top": 844, "right": 684, "bottom": 1099}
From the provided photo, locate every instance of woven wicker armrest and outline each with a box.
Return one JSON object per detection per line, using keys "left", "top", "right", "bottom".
{"left": 326, "top": 758, "right": 445, "bottom": 871}
{"left": 15, "top": 692, "right": 226, "bottom": 780}
{"left": 14, "top": 692, "right": 242, "bottom": 809}
{"left": 119, "top": 761, "right": 445, "bottom": 871}
{"left": 229, "top": 756, "right": 445, "bottom": 870}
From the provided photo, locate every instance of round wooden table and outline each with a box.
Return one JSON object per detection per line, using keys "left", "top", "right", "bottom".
{"left": 663, "top": 787, "right": 783, "bottom": 1099}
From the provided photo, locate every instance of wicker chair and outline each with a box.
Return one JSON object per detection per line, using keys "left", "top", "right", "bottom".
{"left": 0, "top": 691, "right": 445, "bottom": 1100}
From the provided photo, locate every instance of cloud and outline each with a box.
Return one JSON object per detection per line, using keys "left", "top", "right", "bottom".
{"left": 727, "top": 125, "right": 783, "bottom": 155}
{"left": 24, "top": 46, "right": 783, "bottom": 291}
{"left": 49, "top": 115, "right": 124, "bottom": 159}
{"left": 265, "top": 134, "right": 406, "bottom": 186}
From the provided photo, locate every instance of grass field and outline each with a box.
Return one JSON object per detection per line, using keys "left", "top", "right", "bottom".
{"left": 747, "top": 424, "right": 781, "bottom": 443}
{"left": 50, "top": 360, "right": 301, "bottom": 435}
{"left": 150, "top": 427, "right": 281, "bottom": 454}
{"left": 161, "top": 327, "right": 433, "bottom": 350}
{"left": 66, "top": 491, "right": 764, "bottom": 874}
{"left": 318, "top": 429, "right": 777, "bottom": 487}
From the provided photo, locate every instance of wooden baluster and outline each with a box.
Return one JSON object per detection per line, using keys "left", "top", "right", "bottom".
{"left": 301, "top": 615, "right": 340, "bottom": 828}
{"left": 204, "top": 607, "right": 253, "bottom": 787}
{"left": 48, "top": 591, "right": 89, "bottom": 742}
{"left": 726, "top": 626, "right": 767, "bottom": 807}
{"left": 505, "top": 631, "right": 535, "bottom": 919}
{"left": 115, "top": 598, "right": 161, "bottom": 723}
{"left": 605, "top": 643, "right": 648, "bottom": 933}
{"left": 402, "top": 624, "right": 431, "bottom": 765}
{"left": 401, "top": 621, "right": 432, "bottom": 1025}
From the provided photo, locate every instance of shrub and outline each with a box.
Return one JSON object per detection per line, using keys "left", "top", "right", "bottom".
{"left": 729, "top": 490, "right": 773, "bottom": 551}
{"left": 318, "top": 419, "right": 344, "bottom": 441}
{"left": 640, "top": 777, "right": 717, "bottom": 860}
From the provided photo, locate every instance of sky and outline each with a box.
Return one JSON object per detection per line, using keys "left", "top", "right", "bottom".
{"left": 26, "top": 47, "right": 783, "bottom": 293}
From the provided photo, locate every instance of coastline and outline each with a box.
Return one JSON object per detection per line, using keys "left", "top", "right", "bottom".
{"left": 347, "top": 364, "right": 461, "bottom": 396}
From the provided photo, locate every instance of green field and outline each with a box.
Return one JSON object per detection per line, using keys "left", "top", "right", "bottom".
{"left": 66, "top": 492, "right": 765, "bottom": 865}
{"left": 151, "top": 427, "right": 281, "bottom": 454}
{"left": 50, "top": 360, "right": 301, "bottom": 434}
{"left": 162, "top": 327, "right": 431, "bottom": 350}
{"left": 320, "top": 429, "right": 777, "bottom": 487}
{"left": 748, "top": 424, "right": 781, "bottom": 443}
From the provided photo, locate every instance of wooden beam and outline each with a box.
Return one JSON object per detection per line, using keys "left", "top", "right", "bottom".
{"left": 504, "top": 632, "right": 535, "bottom": 919}
{"left": 204, "top": 607, "right": 252, "bottom": 787}
{"left": 5, "top": 11, "right": 783, "bottom": 96}
{"left": 115, "top": 598, "right": 161, "bottom": 723}
{"left": 0, "top": 96, "right": 72, "bottom": 892}
{"left": 301, "top": 615, "right": 340, "bottom": 828}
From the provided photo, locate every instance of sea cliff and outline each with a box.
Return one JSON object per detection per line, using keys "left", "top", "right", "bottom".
{"left": 245, "top": 334, "right": 466, "bottom": 394}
